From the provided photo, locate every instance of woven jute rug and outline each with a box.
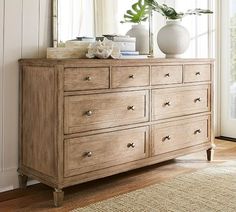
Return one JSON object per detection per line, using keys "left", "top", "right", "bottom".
{"left": 72, "top": 161, "right": 236, "bottom": 212}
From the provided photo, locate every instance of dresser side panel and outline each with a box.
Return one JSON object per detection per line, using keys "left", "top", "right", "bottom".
{"left": 21, "top": 66, "right": 57, "bottom": 177}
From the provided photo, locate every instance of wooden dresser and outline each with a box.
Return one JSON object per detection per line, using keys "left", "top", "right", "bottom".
{"left": 18, "top": 58, "right": 215, "bottom": 206}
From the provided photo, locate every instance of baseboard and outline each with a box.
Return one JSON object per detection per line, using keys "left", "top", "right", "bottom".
{"left": 216, "top": 136, "right": 236, "bottom": 142}
{"left": 0, "top": 167, "right": 39, "bottom": 192}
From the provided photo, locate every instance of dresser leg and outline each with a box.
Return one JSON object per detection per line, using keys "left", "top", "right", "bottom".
{"left": 207, "top": 144, "right": 216, "bottom": 161}
{"left": 18, "top": 174, "right": 28, "bottom": 189}
{"left": 53, "top": 188, "right": 64, "bottom": 207}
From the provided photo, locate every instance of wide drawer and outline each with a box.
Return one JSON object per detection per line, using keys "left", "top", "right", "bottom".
{"left": 151, "top": 65, "right": 182, "bottom": 85}
{"left": 183, "top": 64, "right": 211, "bottom": 83}
{"left": 111, "top": 66, "right": 149, "bottom": 88}
{"left": 152, "top": 85, "right": 210, "bottom": 120}
{"left": 64, "top": 126, "right": 149, "bottom": 177}
{"left": 152, "top": 116, "right": 210, "bottom": 155}
{"left": 64, "top": 90, "right": 149, "bottom": 134}
{"left": 64, "top": 67, "right": 109, "bottom": 91}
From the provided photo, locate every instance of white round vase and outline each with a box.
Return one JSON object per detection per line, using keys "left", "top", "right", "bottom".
{"left": 157, "top": 20, "right": 190, "bottom": 58}
{"left": 126, "top": 24, "right": 149, "bottom": 54}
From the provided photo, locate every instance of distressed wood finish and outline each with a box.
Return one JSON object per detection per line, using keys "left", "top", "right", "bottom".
{"left": 18, "top": 58, "right": 214, "bottom": 206}
{"left": 64, "top": 126, "right": 149, "bottom": 177}
{"left": 183, "top": 64, "right": 211, "bottom": 83}
{"left": 152, "top": 115, "right": 210, "bottom": 155}
{"left": 64, "top": 67, "right": 110, "bottom": 91}
{"left": 64, "top": 90, "right": 149, "bottom": 133}
{"left": 111, "top": 66, "right": 150, "bottom": 88}
{"left": 152, "top": 85, "right": 210, "bottom": 120}
{"left": 21, "top": 66, "right": 57, "bottom": 177}
{"left": 151, "top": 65, "right": 182, "bottom": 85}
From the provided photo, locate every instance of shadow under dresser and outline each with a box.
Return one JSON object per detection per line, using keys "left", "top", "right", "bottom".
{"left": 18, "top": 58, "right": 215, "bottom": 206}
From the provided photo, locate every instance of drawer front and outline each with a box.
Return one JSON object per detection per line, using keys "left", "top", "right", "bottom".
{"left": 152, "top": 116, "right": 210, "bottom": 155}
{"left": 111, "top": 66, "right": 149, "bottom": 88}
{"left": 64, "top": 126, "right": 149, "bottom": 177}
{"left": 183, "top": 64, "right": 211, "bottom": 83}
{"left": 64, "top": 90, "right": 149, "bottom": 134}
{"left": 64, "top": 67, "right": 109, "bottom": 91}
{"left": 152, "top": 85, "right": 210, "bottom": 120}
{"left": 151, "top": 65, "right": 182, "bottom": 85}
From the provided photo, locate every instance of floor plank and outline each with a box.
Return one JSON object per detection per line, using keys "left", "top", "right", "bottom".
{"left": 0, "top": 140, "right": 235, "bottom": 211}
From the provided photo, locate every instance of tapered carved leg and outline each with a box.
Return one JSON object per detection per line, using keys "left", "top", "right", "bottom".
{"left": 18, "top": 174, "right": 28, "bottom": 189}
{"left": 53, "top": 188, "right": 64, "bottom": 207}
{"left": 207, "top": 144, "right": 216, "bottom": 161}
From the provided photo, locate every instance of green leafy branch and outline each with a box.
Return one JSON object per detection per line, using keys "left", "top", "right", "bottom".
{"left": 121, "top": 0, "right": 150, "bottom": 24}
{"left": 145, "top": 0, "right": 213, "bottom": 20}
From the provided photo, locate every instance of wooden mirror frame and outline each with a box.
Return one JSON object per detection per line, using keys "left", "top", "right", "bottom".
{"left": 52, "top": 0, "right": 153, "bottom": 55}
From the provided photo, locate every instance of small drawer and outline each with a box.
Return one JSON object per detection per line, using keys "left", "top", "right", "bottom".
{"left": 151, "top": 65, "right": 182, "bottom": 85}
{"left": 152, "top": 116, "right": 210, "bottom": 155}
{"left": 183, "top": 64, "right": 211, "bottom": 83}
{"left": 64, "top": 126, "right": 149, "bottom": 177}
{"left": 111, "top": 66, "right": 149, "bottom": 88}
{"left": 64, "top": 90, "right": 149, "bottom": 134}
{"left": 152, "top": 85, "right": 210, "bottom": 120}
{"left": 64, "top": 67, "right": 109, "bottom": 91}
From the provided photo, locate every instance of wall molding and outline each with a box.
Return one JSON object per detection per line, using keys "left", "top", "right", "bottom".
{"left": 0, "top": 167, "right": 39, "bottom": 192}
{"left": 0, "top": 0, "right": 51, "bottom": 192}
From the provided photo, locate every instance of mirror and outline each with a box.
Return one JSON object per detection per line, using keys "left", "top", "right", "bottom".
{"left": 53, "top": 0, "right": 153, "bottom": 54}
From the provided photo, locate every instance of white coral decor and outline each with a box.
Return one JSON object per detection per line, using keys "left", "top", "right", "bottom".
{"left": 86, "top": 38, "right": 121, "bottom": 59}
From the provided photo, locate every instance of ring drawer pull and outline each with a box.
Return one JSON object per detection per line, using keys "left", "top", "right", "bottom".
{"left": 165, "top": 73, "right": 170, "bottom": 77}
{"left": 194, "top": 98, "right": 201, "bottom": 103}
{"left": 194, "top": 129, "right": 201, "bottom": 134}
{"left": 195, "top": 72, "right": 201, "bottom": 76}
{"left": 162, "top": 136, "right": 171, "bottom": 142}
{"left": 85, "top": 76, "right": 92, "bottom": 81}
{"left": 127, "top": 143, "right": 136, "bottom": 148}
{"left": 85, "top": 110, "right": 93, "bottom": 116}
{"left": 164, "top": 102, "right": 171, "bottom": 107}
{"left": 85, "top": 152, "right": 92, "bottom": 157}
{"left": 129, "top": 74, "right": 135, "bottom": 79}
{"left": 127, "top": 106, "right": 135, "bottom": 111}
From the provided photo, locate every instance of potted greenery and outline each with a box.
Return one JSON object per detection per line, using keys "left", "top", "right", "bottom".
{"left": 121, "top": 0, "right": 150, "bottom": 54}
{"left": 145, "top": 0, "right": 213, "bottom": 58}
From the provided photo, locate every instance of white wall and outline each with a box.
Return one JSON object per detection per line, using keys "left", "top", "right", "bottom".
{"left": 0, "top": 0, "right": 51, "bottom": 192}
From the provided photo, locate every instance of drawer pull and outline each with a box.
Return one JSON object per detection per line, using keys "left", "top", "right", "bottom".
{"left": 162, "top": 136, "right": 171, "bottom": 142}
{"left": 85, "top": 110, "right": 93, "bottom": 116}
{"left": 127, "top": 143, "right": 136, "bottom": 148}
{"left": 165, "top": 73, "right": 170, "bottom": 77}
{"left": 194, "top": 129, "right": 202, "bottom": 134}
{"left": 194, "top": 98, "right": 201, "bottom": 103}
{"left": 195, "top": 72, "right": 201, "bottom": 76}
{"left": 127, "top": 106, "right": 135, "bottom": 111}
{"left": 164, "top": 102, "right": 171, "bottom": 107}
{"left": 85, "top": 76, "right": 92, "bottom": 81}
{"left": 85, "top": 152, "right": 92, "bottom": 157}
{"left": 129, "top": 74, "right": 135, "bottom": 79}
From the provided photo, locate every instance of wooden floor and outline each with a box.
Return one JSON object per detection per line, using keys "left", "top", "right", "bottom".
{"left": 0, "top": 139, "right": 236, "bottom": 212}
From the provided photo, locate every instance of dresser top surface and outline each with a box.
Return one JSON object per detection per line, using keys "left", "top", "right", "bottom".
{"left": 19, "top": 58, "right": 214, "bottom": 66}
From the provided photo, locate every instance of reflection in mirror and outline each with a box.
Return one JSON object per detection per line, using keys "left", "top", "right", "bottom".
{"left": 56, "top": 0, "right": 149, "bottom": 42}
{"left": 58, "top": 0, "right": 95, "bottom": 42}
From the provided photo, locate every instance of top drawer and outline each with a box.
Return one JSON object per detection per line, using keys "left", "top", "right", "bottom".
{"left": 64, "top": 67, "right": 109, "bottom": 91}
{"left": 111, "top": 66, "right": 149, "bottom": 88}
{"left": 183, "top": 64, "right": 211, "bottom": 83}
{"left": 151, "top": 65, "right": 182, "bottom": 85}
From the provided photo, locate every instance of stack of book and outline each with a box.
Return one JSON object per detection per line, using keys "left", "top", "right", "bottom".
{"left": 106, "top": 35, "right": 148, "bottom": 59}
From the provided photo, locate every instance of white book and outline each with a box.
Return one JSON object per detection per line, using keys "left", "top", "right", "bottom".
{"left": 113, "top": 36, "right": 136, "bottom": 42}
{"left": 114, "top": 42, "right": 136, "bottom": 52}
{"left": 121, "top": 51, "right": 139, "bottom": 55}
{"left": 120, "top": 55, "right": 149, "bottom": 59}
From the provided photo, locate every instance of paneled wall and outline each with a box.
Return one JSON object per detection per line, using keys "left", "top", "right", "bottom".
{"left": 0, "top": 0, "right": 51, "bottom": 192}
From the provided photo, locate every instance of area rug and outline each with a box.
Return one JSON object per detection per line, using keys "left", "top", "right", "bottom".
{"left": 71, "top": 161, "right": 236, "bottom": 212}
